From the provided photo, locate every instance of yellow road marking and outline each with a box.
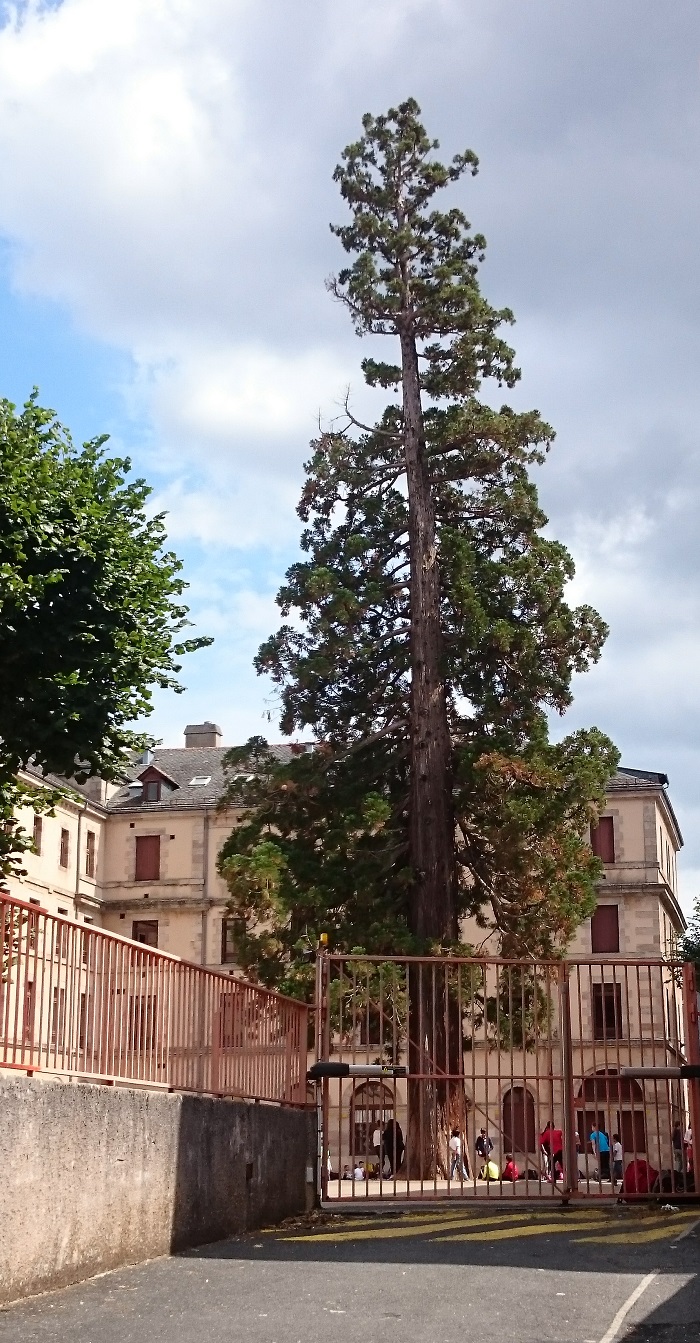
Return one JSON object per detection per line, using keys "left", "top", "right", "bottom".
{"left": 280, "top": 1208, "right": 613, "bottom": 1243}
{"left": 262, "top": 1208, "right": 505, "bottom": 1237}
{"left": 575, "top": 1213, "right": 700, "bottom": 1245}
{"left": 435, "top": 1217, "right": 611, "bottom": 1242}
{"left": 282, "top": 1212, "right": 541, "bottom": 1242}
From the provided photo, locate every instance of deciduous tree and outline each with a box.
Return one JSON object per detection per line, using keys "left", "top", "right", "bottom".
{"left": 0, "top": 393, "right": 210, "bottom": 877}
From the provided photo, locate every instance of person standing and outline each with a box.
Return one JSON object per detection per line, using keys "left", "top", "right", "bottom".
{"left": 449, "top": 1128, "right": 469, "bottom": 1180}
{"left": 549, "top": 1124, "right": 564, "bottom": 1183}
{"left": 475, "top": 1128, "right": 493, "bottom": 1167}
{"left": 672, "top": 1121, "right": 684, "bottom": 1175}
{"left": 383, "top": 1119, "right": 405, "bottom": 1176}
{"left": 372, "top": 1121, "right": 383, "bottom": 1176}
{"left": 539, "top": 1120, "right": 553, "bottom": 1182}
{"left": 590, "top": 1123, "right": 611, "bottom": 1181}
{"left": 611, "top": 1134, "right": 624, "bottom": 1190}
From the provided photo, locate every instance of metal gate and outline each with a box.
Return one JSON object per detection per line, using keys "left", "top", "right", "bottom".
{"left": 313, "top": 953, "right": 699, "bottom": 1204}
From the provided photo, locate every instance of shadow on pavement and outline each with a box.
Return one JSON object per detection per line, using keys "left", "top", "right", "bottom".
{"left": 184, "top": 1204, "right": 700, "bottom": 1272}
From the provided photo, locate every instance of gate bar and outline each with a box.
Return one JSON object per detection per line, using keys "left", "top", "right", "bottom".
{"left": 619, "top": 1066, "right": 700, "bottom": 1080}
{"left": 309, "top": 1061, "right": 408, "bottom": 1079}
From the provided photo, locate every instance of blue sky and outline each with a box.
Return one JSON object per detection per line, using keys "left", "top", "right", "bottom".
{"left": 1, "top": 1, "right": 699, "bottom": 911}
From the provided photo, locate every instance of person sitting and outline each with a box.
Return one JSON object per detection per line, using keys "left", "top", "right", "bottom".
{"left": 479, "top": 1159, "right": 500, "bottom": 1181}
{"left": 353, "top": 1162, "right": 365, "bottom": 1181}
{"left": 341, "top": 1164, "right": 352, "bottom": 1181}
{"left": 502, "top": 1154, "right": 519, "bottom": 1182}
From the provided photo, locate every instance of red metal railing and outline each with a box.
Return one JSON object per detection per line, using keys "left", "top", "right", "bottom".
{"left": 316, "top": 953, "right": 696, "bottom": 1202}
{"left": 0, "top": 894, "right": 308, "bottom": 1105}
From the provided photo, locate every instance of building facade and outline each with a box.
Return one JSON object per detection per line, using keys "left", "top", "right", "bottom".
{"left": 4, "top": 730, "right": 692, "bottom": 1183}
{"left": 8, "top": 737, "right": 687, "bottom": 977}
{"left": 7, "top": 724, "right": 305, "bottom": 974}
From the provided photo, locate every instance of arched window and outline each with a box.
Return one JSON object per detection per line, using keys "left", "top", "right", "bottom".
{"left": 502, "top": 1086, "right": 536, "bottom": 1154}
{"left": 350, "top": 1082, "right": 395, "bottom": 1158}
{"left": 576, "top": 1069, "right": 646, "bottom": 1155}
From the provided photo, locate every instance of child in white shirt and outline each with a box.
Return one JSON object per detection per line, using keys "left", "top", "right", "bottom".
{"left": 612, "top": 1134, "right": 623, "bottom": 1187}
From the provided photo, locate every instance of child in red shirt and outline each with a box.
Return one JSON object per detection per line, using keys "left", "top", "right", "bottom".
{"left": 503, "top": 1154, "right": 519, "bottom": 1182}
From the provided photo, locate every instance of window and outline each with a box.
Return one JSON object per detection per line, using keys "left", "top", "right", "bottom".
{"left": 32, "top": 814, "right": 43, "bottom": 855}
{"left": 189, "top": 775, "right": 211, "bottom": 786}
{"left": 221, "top": 916, "right": 245, "bottom": 964}
{"left": 502, "top": 1086, "right": 537, "bottom": 1154}
{"left": 591, "top": 904, "right": 620, "bottom": 954}
{"left": 144, "top": 780, "right": 161, "bottom": 802}
{"left": 23, "top": 980, "right": 35, "bottom": 1043}
{"left": 59, "top": 827, "right": 70, "bottom": 869}
{"left": 78, "top": 993, "right": 88, "bottom": 1051}
{"left": 132, "top": 919, "right": 159, "bottom": 948}
{"left": 51, "top": 986, "right": 66, "bottom": 1048}
{"left": 128, "top": 994, "right": 157, "bottom": 1049}
{"left": 590, "top": 816, "right": 615, "bottom": 863}
{"left": 135, "top": 834, "right": 160, "bottom": 881}
{"left": 85, "top": 829, "right": 96, "bottom": 878}
{"left": 592, "top": 982, "right": 623, "bottom": 1040}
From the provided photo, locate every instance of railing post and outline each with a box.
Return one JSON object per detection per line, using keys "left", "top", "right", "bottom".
{"left": 682, "top": 962, "right": 700, "bottom": 1169}
{"left": 559, "top": 962, "right": 578, "bottom": 1198}
{"left": 314, "top": 947, "right": 329, "bottom": 1201}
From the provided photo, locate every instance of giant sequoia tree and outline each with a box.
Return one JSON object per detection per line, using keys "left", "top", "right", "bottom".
{"left": 219, "top": 102, "right": 618, "bottom": 1172}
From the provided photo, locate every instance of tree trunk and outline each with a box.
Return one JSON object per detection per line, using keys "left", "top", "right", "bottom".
{"left": 405, "top": 961, "right": 468, "bottom": 1179}
{"left": 399, "top": 324, "right": 463, "bottom": 1179}
{"left": 400, "top": 327, "right": 457, "bottom": 941}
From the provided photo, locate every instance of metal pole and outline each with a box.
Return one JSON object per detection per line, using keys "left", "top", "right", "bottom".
{"left": 559, "top": 963, "right": 578, "bottom": 1198}
{"left": 313, "top": 946, "right": 328, "bottom": 1203}
{"left": 682, "top": 962, "right": 700, "bottom": 1170}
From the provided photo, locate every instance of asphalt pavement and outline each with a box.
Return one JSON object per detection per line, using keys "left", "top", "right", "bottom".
{"left": 1, "top": 1205, "right": 698, "bottom": 1343}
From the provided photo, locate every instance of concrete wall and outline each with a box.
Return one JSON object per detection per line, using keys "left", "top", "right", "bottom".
{"left": 0, "top": 1075, "right": 315, "bottom": 1306}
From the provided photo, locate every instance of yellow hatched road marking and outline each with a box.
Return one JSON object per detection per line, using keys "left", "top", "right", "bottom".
{"left": 283, "top": 1213, "right": 537, "bottom": 1242}
{"left": 435, "top": 1217, "right": 611, "bottom": 1242}
{"left": 281, "top": 1211, "right": 605, "bottom": 1243}
{"left": 260, "top": 1208, "right": 496, "bottom": 1236}
{"left": 575, "top": 1213, "right": 700, "bottom": 1246}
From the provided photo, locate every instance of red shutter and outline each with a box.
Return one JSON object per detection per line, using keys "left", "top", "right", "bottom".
{"left": 135, "top": 834, "right": 160, "bottom": 881}
{"left": 591, "top": 816, "right": 615, "bottom": 863}
{"left": 591, "top": 904, "right": 620, "bottom": 954}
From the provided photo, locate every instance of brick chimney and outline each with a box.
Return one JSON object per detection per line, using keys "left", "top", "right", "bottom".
{"left": 184, "top": 722, "right": 222, "bottom": 748}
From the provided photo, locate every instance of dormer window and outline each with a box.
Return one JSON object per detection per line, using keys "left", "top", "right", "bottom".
{"left": 136, "top": 764, "right": 178, "bottom": 804}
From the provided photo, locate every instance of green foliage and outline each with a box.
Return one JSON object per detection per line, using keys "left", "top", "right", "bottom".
{"left": 680, "top": 897, "right": 700, "bottom": 971}
{"left": 219, "top": 100, "right": 619, "bottom": 988}
{"left": 0, "top": 393, "right": 211, "bottom": 874}
{"left": 329, "top": 97, "right": 519, "bottom": 398}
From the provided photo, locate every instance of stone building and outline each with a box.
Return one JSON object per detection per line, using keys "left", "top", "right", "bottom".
{"left": 3, "top": 729, "right": 692, "bottom": 1184}
{"left": 7, "top": 723, "right": 305, "bottom": 971}
{"left": 7, "top": 737, "right": 687, "bottom": 976}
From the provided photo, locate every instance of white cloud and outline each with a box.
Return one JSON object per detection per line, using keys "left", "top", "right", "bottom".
{"left": 1, "top": 0, "right": 700, "bottom": 887}
{"left": 142, "top": 340, "right": 372, "bottom": 468}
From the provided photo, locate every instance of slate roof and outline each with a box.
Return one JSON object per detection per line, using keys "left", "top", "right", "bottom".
{"left": 608, "top": 767, "right": 670, "bottom": 790}
{"left": 105, "top": 743, "right": 314, "bottom": 813}
{"left": 607, "top": 766, "right": 682, "bottom": 846}
{"left": 20, "top": 759, "right": 104, "bottom": 803}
